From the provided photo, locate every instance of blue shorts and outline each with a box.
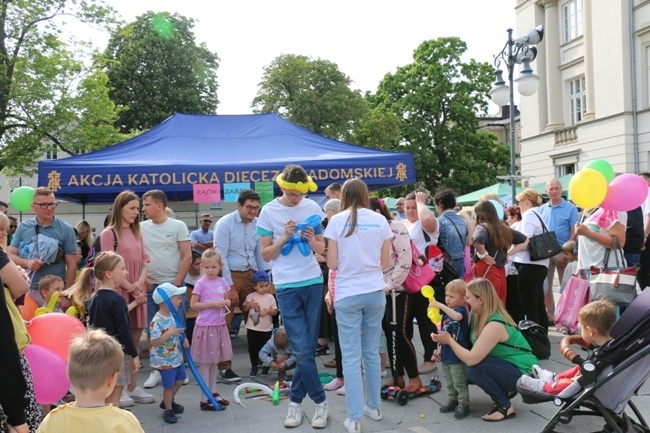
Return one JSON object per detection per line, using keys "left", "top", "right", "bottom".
{"left": 158, "top": 364, "right": 187, "bottom": 389}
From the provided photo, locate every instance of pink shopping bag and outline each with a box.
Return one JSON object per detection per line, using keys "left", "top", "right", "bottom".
{"left": 555, "top": 274, "right": 590, "bottom": 334}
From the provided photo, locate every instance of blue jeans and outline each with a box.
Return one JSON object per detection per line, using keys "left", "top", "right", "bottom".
{"left": 625, "top": 253, "right": 640, "bottom": 268}
{"left": 147, "top": 284, "right": 187, "bottom": 331}
{"left": 335, "top": 290, "right": 386, "bottom": 421}
{"left": 276, "top": 283, "right": 325, "bottom": 405}
{"left": 464, "top": 355, "right": 521, "bottom": 409}
{"left": 453, "top": 258, "right": 465, "bottom": 280}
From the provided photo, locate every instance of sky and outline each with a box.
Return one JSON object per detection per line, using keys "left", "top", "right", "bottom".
{"left": 84, "top": 0, "right": 519, "bottom": 115}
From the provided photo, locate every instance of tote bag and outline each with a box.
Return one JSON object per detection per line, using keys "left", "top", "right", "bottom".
{"left": 555, "top": 273, "right": 590, "bottom": 334}
{"left": 527, "top": 212, "right": 562, "bottom": 261}
{"left": 403, "top": 240, "right": 435, "bottom": 294}
{"left": 590, "top": 236, "right": 637, "bottom": 305}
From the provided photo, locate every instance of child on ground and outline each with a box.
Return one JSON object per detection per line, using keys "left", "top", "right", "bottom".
{"left": 259, "top": 328, "right": 296, "bottom": 381}
{"left": 36, "top": 329, "right": 144, "bottom": 433}
{"left": 430, "top": 279, "right": 471, "bottom": 419}
{"left": 242, "top": 270, "right": 278, "bottom": 377}
{"left": 150, "top": 283, "right": 190, "bottom": 423}
{"left": 189, "top": 249, "right": 232, "bottom": 411}
{"left": 519, "top": 299, "right": 615, "bottom": 398}
{"left": 37, "top": 275, "right": 64, "bottom": 312}
{"left": 87, "top": 252, "right": 140, "bottom": 408}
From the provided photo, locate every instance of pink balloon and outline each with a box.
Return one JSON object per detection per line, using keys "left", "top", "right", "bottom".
{"left": 600, "top": 174, "right": 649, "bottom": 211}
{"left": 24, "top": 344, "right": 70, "bottom": 404}
{"left": 27, "top": 313, "right": 86, "bottom": 361}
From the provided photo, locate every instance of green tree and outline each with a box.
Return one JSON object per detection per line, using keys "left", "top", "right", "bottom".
{"left": 0, "top": 0, "right": 121, "bottom": 174}
{"left": 252, "top": 54, "right": 366, "bottom": 142}
{"left": 103, "top": 12, "right": 219, "bottom": 133}
{"left": 372, "top": 37, "right": 510, "bottom": 194}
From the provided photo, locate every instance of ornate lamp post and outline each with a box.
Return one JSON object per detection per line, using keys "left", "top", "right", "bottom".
{"left": 491, "top": 25, "right": 544, "bottom": 200}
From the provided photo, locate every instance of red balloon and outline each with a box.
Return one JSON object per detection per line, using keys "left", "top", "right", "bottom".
{"left": 27, "top": 313, "right": 86, "bottom": 362}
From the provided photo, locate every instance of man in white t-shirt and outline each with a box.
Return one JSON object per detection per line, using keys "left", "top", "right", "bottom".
{"left": 140, "top": 189, "right": 191, "bottom": 389}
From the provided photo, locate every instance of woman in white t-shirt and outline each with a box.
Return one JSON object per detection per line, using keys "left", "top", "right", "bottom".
{"left": 324, "top": 179, "right": 392, "bottom": 433}
{"left": 256, "top": 164, "right": 328, "bottom": 429}
{"left": 403, "top": 190, "right": 439, "bottom": 374}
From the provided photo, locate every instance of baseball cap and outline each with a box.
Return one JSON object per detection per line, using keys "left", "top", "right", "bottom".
{"left": 153, "top": 283, "right": 187, "bottom": 305}
{"left": 252, "top": 270, "right": 270, "bottom": 283}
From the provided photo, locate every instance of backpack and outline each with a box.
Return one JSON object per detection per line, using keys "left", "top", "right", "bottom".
{"left": 494, "top": 319, "right": 551, "bottom": 360}
{"left": 86, "top": 229, "right": 117, "bottom": 268}
{"left": 422, "top": 230, "right": 459, "bottom": 303}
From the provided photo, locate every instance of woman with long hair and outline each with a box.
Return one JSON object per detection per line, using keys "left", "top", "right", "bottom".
{"left": 432, "top": 278, "right": 537, "bottom": 422}
{"left": 511, "top": 188, "right": 551, "bottom": 331}
{"left": 370, "top": 197, "right": 423, "bottom": 394}
{"left": 100, "top": 191, "right": 152, "bottom": 406}
{"left": 257, "top": 164, "right": 328, "bottom": 429}
{"left": 472, "top": 201, "right": 528, "bottom": 306}
{"left": 325, "top": 180, "right": 391, "bottom": 433}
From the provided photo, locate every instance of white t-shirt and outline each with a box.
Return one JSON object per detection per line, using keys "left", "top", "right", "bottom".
{"left": 511, "top": 207, "right": 550, "bottom": 267}
{"left": 406, "top": 219, "right": 439, "bottom": 254}
{"left": 141, "top": 218, "right": 190, "bottom": 284}
{"left": 324, "top": 208, "right": 392, "bottom": 302}
{"left": 256, "top": 198, "right": 325, "bottom": 287}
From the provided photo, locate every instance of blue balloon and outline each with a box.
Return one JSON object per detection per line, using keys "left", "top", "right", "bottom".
{"left": 489, "top": 199, "right": 505, "bottom": 220}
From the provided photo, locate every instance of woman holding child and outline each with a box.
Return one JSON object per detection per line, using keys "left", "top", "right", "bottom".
{"left": 432, "top": 278, "right": 537, "bottom": 422}
{"left": 325, "top": 179, "right": 392, "bottom": 433}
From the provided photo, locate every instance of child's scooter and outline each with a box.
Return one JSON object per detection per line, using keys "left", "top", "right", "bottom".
{"left": 381, "top": 287, "right": 442, "bottom": 406}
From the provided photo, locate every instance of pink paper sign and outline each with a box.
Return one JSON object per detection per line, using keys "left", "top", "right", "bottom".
{"left": 193, "top": 184, "right": 221, "bottom": 203}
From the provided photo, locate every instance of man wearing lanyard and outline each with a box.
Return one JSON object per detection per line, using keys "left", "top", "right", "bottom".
{"left": 214, "top": 188, "right": 268, "bottom": 382}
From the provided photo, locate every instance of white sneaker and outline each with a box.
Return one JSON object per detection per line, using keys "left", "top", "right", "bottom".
{"left": 519, "top": 374, "right": 545, "bottom": 393}
{"left": 336, "top": 385, "right": 346, "bottom": 395}
{"left": 119, "top": 390, "right": 134, "bottom": 408}
{"left": 532, "top": 365, "right": 555, "bottom": 383}
{"left": 183, "top": 376, "right": 190, "bottom": 385}
{"left": 381, "top": 369, "right": 388, "bottom": 378}
{"left": 128, "top": 386, "right": 154, "bottom": 404}
{"left": 143, "top": 370, "right": 161, "bottom": 388}
{"left": 324, "top": 377, "right": 344, "bottom": 391}
{"left": 311, "top": 402, "right": 329, "bottom": 428}
{"left": 363, "top": 405, "right": 382, "bottom": 421}
{"left": 284, "top": 402, "right": 303, "bottom": 428}
{"left": 343, "top": 418, "right": 361, "bottom": 433}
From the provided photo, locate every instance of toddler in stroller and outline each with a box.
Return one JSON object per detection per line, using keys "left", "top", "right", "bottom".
{"left": 517, "top": 289, "right": 650, "bottom": 433}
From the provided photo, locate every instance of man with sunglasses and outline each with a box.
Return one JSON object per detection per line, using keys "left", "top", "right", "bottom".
{"left": 190, "top": 213, "right": 214, "bottom": 253}
{"left": 7, "top": 215, "right": 17, "bottom": 245}
{"left": 8, "top": 187, "right": 78, "bottom": 303}
{"left": 213, "top": 188, "right": 268, "bottom": 382}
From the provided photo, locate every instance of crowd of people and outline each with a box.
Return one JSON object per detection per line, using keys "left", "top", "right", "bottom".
{"left": 1, "top": 169, "right": 649, "bottom": 433}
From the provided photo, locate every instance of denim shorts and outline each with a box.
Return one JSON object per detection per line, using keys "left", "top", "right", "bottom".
{"left": 159, "top": 364, "right": 187, "bottom": 389}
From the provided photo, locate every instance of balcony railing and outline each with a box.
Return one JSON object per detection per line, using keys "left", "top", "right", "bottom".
{"left": 555, "top": 126, "right": 577, "bottom": 146}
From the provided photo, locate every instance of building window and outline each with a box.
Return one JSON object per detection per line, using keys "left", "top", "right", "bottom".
{"left": 556, "top": 163, "right": 576, "bottom": 178}
{"left": 563, "top": 0, "right": 583, "bottom": 43}
{"left": 73, "top": 149, "right": 86, "bottom": 155}
{"left": 569, "top": 77, "right": 586, "bottom": 125}
{"left": 45, "top": 149, "right": 57, "bottom": 160}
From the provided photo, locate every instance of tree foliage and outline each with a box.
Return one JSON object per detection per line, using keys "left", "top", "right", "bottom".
{"left": 103, "top": 12, "right": 220, "bottom": 133}
{"left": 252, "top": 54, "right": 366, "bottom": 142}
{"left": 0, "top": 0, "right": 123, "bottom": 174}
{"left": 371, "top": 37, "right": 510, "bottom": 195}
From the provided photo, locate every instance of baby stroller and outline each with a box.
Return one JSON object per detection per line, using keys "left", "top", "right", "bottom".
{"left": 518, "top": 287, "right": 650, "bottom": 433}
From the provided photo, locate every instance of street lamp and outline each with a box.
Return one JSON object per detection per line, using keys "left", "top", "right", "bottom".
{"left": 491, "top": 25, "right": 544, "bottom": 200}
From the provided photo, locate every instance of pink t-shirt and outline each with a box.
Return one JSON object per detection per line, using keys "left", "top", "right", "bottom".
{"left": 192, "top": 276, "right": 230, "bottom": 326}
{"left": 244, "top": 292, "right": 277, "bottom": 332}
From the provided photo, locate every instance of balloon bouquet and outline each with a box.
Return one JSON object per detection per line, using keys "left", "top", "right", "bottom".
{"left": 24, "top": 314, "right": 86, "bottom": 405}
{"left": 568, "top": 160, "right": 648, "bottom": 211}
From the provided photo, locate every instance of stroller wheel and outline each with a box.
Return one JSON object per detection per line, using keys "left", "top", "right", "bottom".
{"left": 396, "top": 389, "right": 409, "bottom": 406}
{"left": 559, "top": 413, "right": 572, "bottom": 424}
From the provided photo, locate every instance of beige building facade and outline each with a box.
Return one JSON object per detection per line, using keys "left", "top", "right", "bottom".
{"left": 516, "top": 0, "right": 650, "bottom": 183}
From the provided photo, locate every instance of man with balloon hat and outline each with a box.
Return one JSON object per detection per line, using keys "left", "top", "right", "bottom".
{"left": 8, "top": 186, "right": 78, "bottom": 304}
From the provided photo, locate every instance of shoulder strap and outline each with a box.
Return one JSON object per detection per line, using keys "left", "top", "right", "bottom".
{"left": 34, "top": 224, "right": 39, "bottom": 235}
{"left": 443, "top": 214, "right": 465, "bottom": 245}
{"left": 490, "top": 319, "right": 534, "bottom": 354}
{"left": 422, "top": 228, "right": 431, "bottom": 243}
{"left": 530, "top": 211, "right": 549, "bottom": 233}
{"left": 111, "top": 229, "right": 118, "bottom": 251}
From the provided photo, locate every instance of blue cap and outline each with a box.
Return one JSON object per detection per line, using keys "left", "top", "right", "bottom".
{"left": 253, "top": 270, "right": 270, "bottom": 283}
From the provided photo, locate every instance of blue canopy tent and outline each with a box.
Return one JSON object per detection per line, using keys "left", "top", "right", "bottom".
{"left": 38, "top": 113, "right": 415, "bottom": 203}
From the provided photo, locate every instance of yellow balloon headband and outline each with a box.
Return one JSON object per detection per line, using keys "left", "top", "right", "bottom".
{"left": 276, "top": 173, "right": 318, "bottom": 194}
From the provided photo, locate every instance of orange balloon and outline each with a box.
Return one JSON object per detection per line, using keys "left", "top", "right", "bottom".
{"left": 20, "top": 294, "right": 39, "bottom": 321}
{"left": 27, "top": 313, "right": 86, "bottom": 361}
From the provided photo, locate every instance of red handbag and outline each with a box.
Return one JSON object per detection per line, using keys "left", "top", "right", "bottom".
{"left": 403, "top": 241, "right": 435, "bottom": 294}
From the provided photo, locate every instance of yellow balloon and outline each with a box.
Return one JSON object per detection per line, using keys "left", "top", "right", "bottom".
{"left": 568, "top": 168, "right": 608, "bottom": 209}
{"left": 421, "top": 285, "right": 434, "bottom": 300}
{"left": 427, "top": 307, "right": 441, "bottom": 324}
{"left": 65, "top": 306, "right": 78, "bottom": 317}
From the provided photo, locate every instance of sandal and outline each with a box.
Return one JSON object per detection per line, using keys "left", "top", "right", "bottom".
{"left": 323, "top": 359, "right": 337, "bottom": 368}
{"left": 482, "top": 406, "right": 516, "bottom": 422}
